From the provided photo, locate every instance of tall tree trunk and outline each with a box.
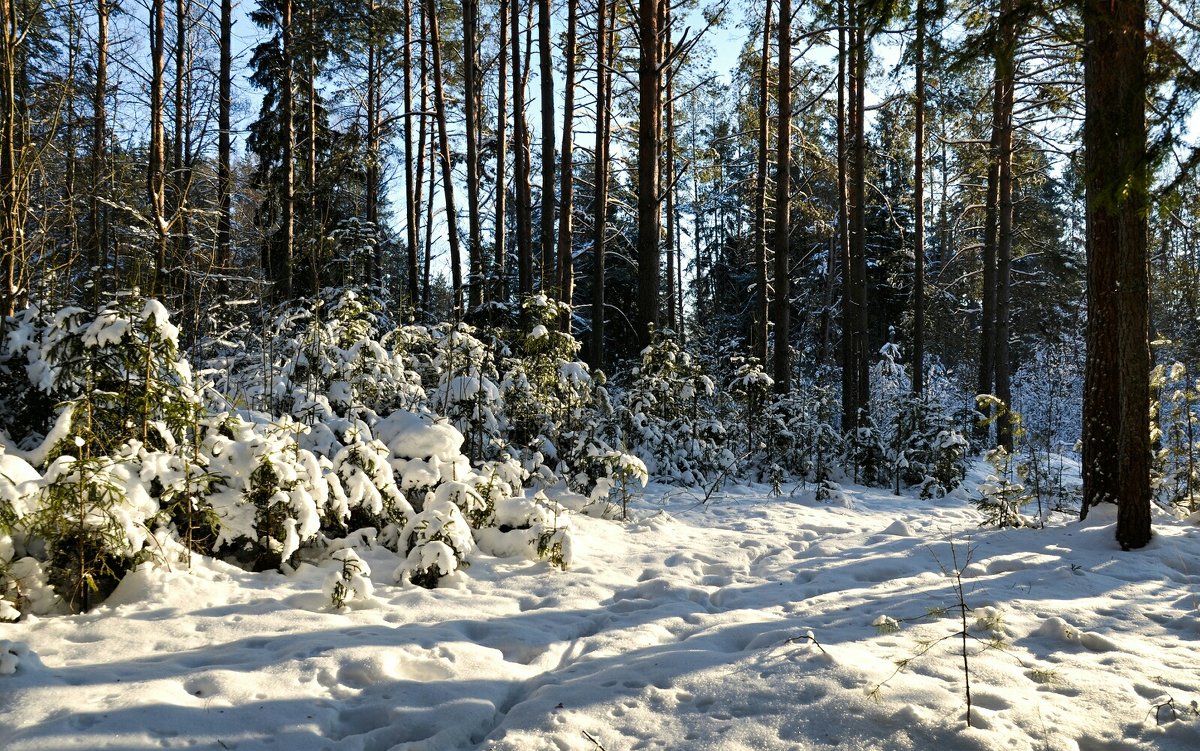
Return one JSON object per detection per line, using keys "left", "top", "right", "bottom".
{"left": 402, "top": 0, "right": 418, "bottom": 307}
{"left": 994, "top": 9, "right": 1015, "bottom": 450}
{"left": 281, "top": 0, "right": 295, "bottom": 299}
{"left": 844, "top": 7, "right": 869, "bottom": 429}
{"left": 62, "top": 2, "right": 78, "bottom": 308}
{"left": 664, "top": 5, "right": 676, "bottom": 332}
{"left": 427, "top": 0, "right": 464, "bottom": 318}
{"left": 463, "top": 0, "right": 483, "bottom": 309}
{"left": 1082, "top": 0, "right": 1151, "bottom": 549}
{"left": 753, "top": 0, "right": 771, "bottom": 364}
{"left": 305, "top": 2, "right": 318, "bottom": 295}
{"left": 556, "top": 0, "right": 577, "bottom": 324}
{"left": 365, "top": 0, "right": 380, "bottom": 283}
{"left": 217, "top": 0, "right": 231, "bottom": 283}
{"left": 415, "top": 0, "right": 430, "bottom": 311}
{"left": 853, "top": 21, "right": 869, "bottom": 416}
{"left": 1, "top": 0, "right": 21, "bottom": 317}
{"left": 772, "top": 0, "right": 791, "bottom": 393}
{"left": 590, "top": 0, "right": 612, "bottom": 369}
{"left": 636, "top": 0, "right": 661, "bottom": 346}
{"left": 494, "top": 0, "right": 508, "bottom": 304}
{"left": 537, "top": 0, "right": 554, "bottom": 289}
{"left": 150, "top": 0, "right": 168, "bottom": 296}
{"left": 978, "top": 59, "right": 1001, "bottom": 440}
{"left": 838, "top": 0, "right": 853, "bottom": 428}
{"left": 511, "top": 0, "right": 533, "bottom": 297}
{"left": 174, "top": 0, "right": 188, "bottom": 285}
{"left": 911, "top": 0, "right": 926, "bottom": 395}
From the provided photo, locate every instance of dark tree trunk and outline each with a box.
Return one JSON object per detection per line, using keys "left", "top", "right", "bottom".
{"left": 994, "top": 0, "right": 1016, "bottom": 450}
{"left": 1082, "top": 0, "right": 1151, "bottom": 550}
{"left": 556, "top": 0, "right": 577, "bottom": 322}
{"left": 844, "top": 8, "right": 869, "bottom": 429}
{"left": 636, "top": 0, "right": 661, "bottom": 346}
{"left": 911, "top": 0, "right": 926, "bottom": 395}
{"left": 427, "top": 0, "right": 463, "bottom": 317}
{"left": 538, "top": 0, "right": 555, "bottom": 289}
{"left": 217, "top": 0, "right": 231, "bottom": 283}
{"left": 403, "top": 0, "right": 419, "bottom": 308}
{"left": 664, "top": 5, "right": 676, "bottom": 332}
{"left": 772, "top": 0, "right": 791, "bottom": 393}
{"left": 91, "top": 0, "right": 110, "bottom": 304}
{"left": 590, "top": 0, "right": 612, "bottom": 370}
{"left": 753, "top": 0, "right": 771, "bottom": 364}
{"left": 463, "top": 0, "right": 483, "bottom": 309}
{"left": 150, "top": 0, "right": 168, "bottom": 296}
{"left": 511, "top": 0, "right": 533, "bottom": 297}
{"left": 495, "top": 0, "right": 508, "bottom": 303}
{"left": 281, "top": 0, "right": 295, "bottom": 299}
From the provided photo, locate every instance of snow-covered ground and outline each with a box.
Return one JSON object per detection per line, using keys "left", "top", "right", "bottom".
{"left": 2, "top": 474, "right": 1199, "bottom": 751}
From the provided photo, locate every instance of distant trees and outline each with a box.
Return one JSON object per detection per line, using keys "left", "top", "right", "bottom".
{"left": 0, "top": 0, "right": 1187, "bottom": 553}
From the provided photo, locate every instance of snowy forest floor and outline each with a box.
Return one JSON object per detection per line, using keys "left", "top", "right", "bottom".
{"left": 2, "top": 464, "right": 1200, "bottom": 751}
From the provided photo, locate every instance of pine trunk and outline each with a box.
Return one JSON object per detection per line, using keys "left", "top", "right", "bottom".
{"left": 1082, "top": 0, "right": 1151, "bottom": 550}
{"left": 772, "top": 0, "right": 791, "bottom": 393}
{"left": 912, "top": 0, "right": 926, "bottom": 395}
{"left": 463, "top": 0, "right": 483, "bottom": 309}
{"left": 538, "top": 0, "right": 555, "bottom": 289}
{"left": 217, "top": 0, "right": 231, "bottom": 283}
{"left": 495, "top": 0, "right": 508, "bottom": 303}
{"left": 753, "top": 0, "right": 771, "bottom": 364}
{"left": 427, "top": 0, "right": 464, "bottom": 317}
{"left": 636, "top": 0, "right": 661, "bottom": 346}
{"left": 590, "top": 0, "right": 612, "bottom": 370}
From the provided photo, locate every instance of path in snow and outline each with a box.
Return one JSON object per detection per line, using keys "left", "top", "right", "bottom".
{"left": 2, "top": 479, "right": 1199, "bottom": 751}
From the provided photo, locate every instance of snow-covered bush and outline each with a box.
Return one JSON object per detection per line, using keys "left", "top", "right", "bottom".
{"left": 395, "top": 494, "right": 476, "bottom": 588}
{"left": 30, "top": 295, "right": 200, "bottom": 458}
{"left": 323, "top": 547, "right": 375, "bottom": 609}
{"left": 730, "top": 357, "right": 774, "bottom": 459}
{"left": 27, "top": 451, "right": 157, "bottom": 611}
{"left": 976, "top": 446, "right": 1035, "bottom": 527}
{"left": 761, "top": 380, "right": 842, "bottom": 487}
{"left": 619, "top": 332, "right": 731, "bottom": 485}
{"left": 422, "top": 322, "right": 504, "bottom": 461}
{"left": 501, "top": 295, "right": 601, "bottom": 477}
{"left": 327, "top": 424, "right": 415, "bottom": 541}
{"left": 200, "top": 414, "right": 335, "bottom": 571}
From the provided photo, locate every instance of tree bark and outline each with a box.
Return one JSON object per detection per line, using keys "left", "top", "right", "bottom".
{"left": 218, "top": 0, "right": 232, "bottom": 283}
{"left": 753, "top": 0, "right": 771, "bottom": 365}
{"left": 463, "top": 0, "right": 483, "bottom": 309}
{"left": 511, "top": 0, "right": 533, "bottom": 297}
{"left": 1082, "top": 0, "right": 1151, "bottom": 550}
{"left": 556, "top": 0, "right": 577, "bottom": 324}
{"left": 150, "top": 0, "right": 168, "bottom": 296}
{"left": 978, "top": 56, "right": 1001, "bottom": 441}
{"left": 403, "top": 0, "right": 418, "bottom": 307}
{"left": 427, "top": 0, "right": 464, "bottom": 317}
{"left": 538, "top": 0, "right": 555, "bottom": 289}
{"left": 772, "top": 0, "right": 791, "bottom": 393}
{"left": 994, "top": 0, "right": 1016, "bottom": 450}
{"left": 590, "top": 0, "right": 612, "bottom": 370}
{"left": 664, "top": 4, "right": 676, "bottom": 332}
{"left": 843, "top": 6, "right": 869, "bottom": 430}
{"left": 495, "top": 0, "right": 508, "bottom": 304}
{"left": 911, "top": 0, "right": 926, "bottom": 395}
{"left": 282, "top": 0, "right": 295, "bottom": 299}
{"left": 838, "top": 0, "right": 852, "bottom": 428}
{"left": 636, "top": 0, "right": 661, "bottom": 346}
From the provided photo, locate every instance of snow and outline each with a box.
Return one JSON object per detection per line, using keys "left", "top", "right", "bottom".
{"left": 375, "top": 410, "right": 465, "bottom": 462}
{"left": 2, "top": 477, "right": 1200, "bottom": 750}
